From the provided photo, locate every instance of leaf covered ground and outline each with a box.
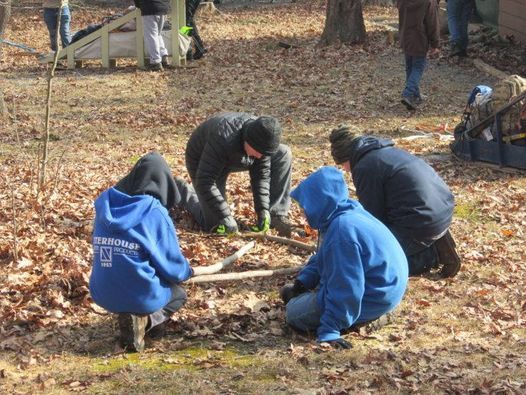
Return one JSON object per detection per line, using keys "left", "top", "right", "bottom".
{"left": 1, "top": 1, "right": 526, "bottom": 393}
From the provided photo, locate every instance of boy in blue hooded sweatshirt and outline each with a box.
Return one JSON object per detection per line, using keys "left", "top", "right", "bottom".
{"left": 281, "top": 167, "right": 408, "bottom": 348}
{"left": 90, "top": 152, "right": 199, "bottom": 352}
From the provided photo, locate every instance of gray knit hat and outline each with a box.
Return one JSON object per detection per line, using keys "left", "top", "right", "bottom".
{"left": 329, "top": 125, "right": 361, "bottom": 164}
{"left": 243, "top": 116, "right": 282, "bottom": 156}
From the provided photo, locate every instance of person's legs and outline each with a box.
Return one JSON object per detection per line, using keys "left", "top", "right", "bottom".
{"left": 43, "top": 8, "right": 59, "bottom": 51}
{"left": 59, "top": 6, "right": 71, "bottom": 48}
{"left": 142, "top": 15, "right": 162, "bottom": 65}
{"left": 390, "top": 228, "right": 439, "bottom": 276}
{"left": 269, "top": 144, "right": 292, "bottom": 217}
{"left": 447, "top": 0, "right": 461, "bottom": 47}
{"left": 157, "top": 15, "right": 169, "bottom": 58}
{"left": 458, "top": 0, "right": 474, "bottom": 52}
{"left": 402, "top": 55, "right": 426, "bottom": 100}
{"left": 148, "top": 284, "right": 187, "bottom": 330}
{"left": 174, "top": 177, "right": 205, "bottom": 229}
{"left": 285, "top": 291, "right": 321, "bottom": 334}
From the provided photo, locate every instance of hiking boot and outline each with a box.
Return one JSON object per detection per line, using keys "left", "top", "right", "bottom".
{"left": 435, "top": 231, "right": 461, "bottom": 278}
{"left": 401, "top": 96, "right": 417, "bottom": 111}
{"left": 271, "top": 215, "right": 293, "bottom": 237}
{"left": 146, "top": 321, "right": 168, "bottom": 339}
{"left": 449, "top": 43, "right": 463, "bottom": 57}
{"left": 118, "top": 313, "right": 148, "bottom": 352}
{"left": 146, "top": 62, "right": 163, "bottom": 72}
{"left": 161, "top": 56, "right": 176, "bottom": 69}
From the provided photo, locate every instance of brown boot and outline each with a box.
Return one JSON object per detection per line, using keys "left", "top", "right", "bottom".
{"left": 436, "top": 231, "right": 461, "bottom": 278}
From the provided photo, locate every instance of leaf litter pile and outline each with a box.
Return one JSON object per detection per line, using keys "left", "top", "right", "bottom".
{"left": 1, "top": 0, "right": 526, "bottom": 393}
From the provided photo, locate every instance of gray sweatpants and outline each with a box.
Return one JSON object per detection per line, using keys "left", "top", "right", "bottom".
{"left": 142, "top": 15, "right": 168, "bottom": 65}
{"left": 148, "top": 284, "right": 187, "bottom": 328}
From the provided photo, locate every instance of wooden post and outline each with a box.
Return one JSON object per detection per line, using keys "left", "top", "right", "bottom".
{"left": 101, "top": 25, "right": 110, "bottom": 68}
{"left": 66, "top": 45, "right": 75, "bottom": 69}
{"left": 136, "top": 8, "right": 145, "bottom": 68}
{"left": 171, "top": 0, "right": 186, "bottom": 66}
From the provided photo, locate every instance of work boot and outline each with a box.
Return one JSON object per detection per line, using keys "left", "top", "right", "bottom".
{"left": 118, "top": 313, "right": 148, "bottom": 352}
{"left": 401, "top": 96, "right": 417, "bottom": 111}
{"left": 146, "top": 62, "right": 163, "bottom": 72}
{"left": 146, "top": 321, "right": 168, "bottom": 339}
{"left": 161, "top": 55, "right": 176, "bottom": 69}
{"left": 271, "top": 215, "right": 293, "bottom": 237}
{"left": 435, "top": 231, "right": 461, "bottom": 278}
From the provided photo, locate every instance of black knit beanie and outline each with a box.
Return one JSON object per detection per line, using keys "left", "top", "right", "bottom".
{"left": 329, "top": 125, "right": 360, "bottom": 164}
{"left": 243, "top": 116, "right": 282, "bottom": 156}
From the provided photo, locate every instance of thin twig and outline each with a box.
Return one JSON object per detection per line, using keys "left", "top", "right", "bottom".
{"left": 239, "top": 232, "right": 316, "bottom": 252}
{"left": 39, "top": 1, "right": 64, "bottom": 192}
{"left": 188, "top": 266, "right": 301, "bottom": 284}
{"left": 10, "top": 183, "right": 18, "bottom": 263}
{"left": 192, "top": 241, "right": 255, "bottom": 276}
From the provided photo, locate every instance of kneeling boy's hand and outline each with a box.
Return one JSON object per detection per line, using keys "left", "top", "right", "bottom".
{"left": 250, "top": 210, "right": 270, "bottom": 232}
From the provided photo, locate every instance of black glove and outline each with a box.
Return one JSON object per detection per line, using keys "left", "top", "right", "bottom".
{"left": 213, "top": 216, "right": 238, "bottom": 235}
{"left": 279, "top": 279, "right": 307, "bottom": 304}
{"left": 250, "top": 209, "right": 270, "bottom": 232}
{"left": 323, "top": 338, "right": 352, "bottom": 349}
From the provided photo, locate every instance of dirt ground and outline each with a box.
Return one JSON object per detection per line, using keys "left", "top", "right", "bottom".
{"left": 1, "top": 1, "right": 526, "bottom": 394}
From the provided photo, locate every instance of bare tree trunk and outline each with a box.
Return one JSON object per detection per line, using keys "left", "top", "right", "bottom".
{"left": 320, "top": 0, "right": 366, "bottom": 46}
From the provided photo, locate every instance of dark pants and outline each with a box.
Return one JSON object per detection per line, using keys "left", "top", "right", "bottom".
{"left": 391, "top": 228, "right": 447, "bottom": 276}
{"left": 188, "top": 144, "right": 292, "bottom": 231}
{"left": 185, "top": 0, "right": 205, "bottom": 56}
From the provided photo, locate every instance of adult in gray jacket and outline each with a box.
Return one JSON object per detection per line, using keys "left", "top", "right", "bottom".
{"left": 185, "top": 112, "right": 293, "bottom": 236}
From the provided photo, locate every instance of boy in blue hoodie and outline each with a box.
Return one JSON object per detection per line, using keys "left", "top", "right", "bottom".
{"left": 89, "top": 152, "right": 197, "bottom": 352}
{"left": 281, "top": 167, "right": 408, "bottom": 348}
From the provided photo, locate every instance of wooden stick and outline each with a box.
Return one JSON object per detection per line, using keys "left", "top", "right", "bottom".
{"left": 188, "top": 266, "right": 301, "bottom": 283}
{"left": 240, "top": 232, "right": 316, "bottom": 252}
{"left": 192, "top": 241, "right": 255, "bottom": 276}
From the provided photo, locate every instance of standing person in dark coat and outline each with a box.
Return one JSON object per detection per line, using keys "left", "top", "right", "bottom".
{"left": 329, "top": 127, "right": 461, "bottom": 278}
{"left": 134, "top": 0, "right": 172, "bottom": 71}
{"left": 185, "top": 112, "right": 294, "bottom": 236}
{"left": 89, "top": 152, "right": 201, "bottom": 352}
{"left": 397, "top": 0, "right": 440, "bottom": 111}
{"left": 185, "top": 0, "right": 207, "bottom": 60}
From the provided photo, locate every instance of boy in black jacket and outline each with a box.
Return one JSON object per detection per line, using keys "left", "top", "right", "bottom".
{"left": 330, "top": 126, "right": 461, "bottom": 278}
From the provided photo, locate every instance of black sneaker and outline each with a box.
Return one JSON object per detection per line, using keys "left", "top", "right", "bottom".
{"left": 118, "top": 313, "right": 148, "bottom": 352}
{"left": 146, "top": 63, "right": 163, "bottom": 72}
{"left": 270, "top": 215, "right": 293, "bottom": 237}
{"left": 161, "top": 56, "right": 176, "bottom": 69}
{"left": 401, "top": 96, "right": 417, "bottom": 111}
{"left": 436, "top": 231, "right": 461, "bottom": 278}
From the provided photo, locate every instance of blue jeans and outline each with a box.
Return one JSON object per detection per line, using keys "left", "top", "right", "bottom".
{"left": 447, "top": 0, "right": 474, "bottom": 51}
{"left": 285, "top": 292, "right": 321, "bottom": 333}
{"left": 402, "top": 55, "right": 426, "bottom": 99}
{"left": 43, "top": 6, "right": 71, "bottom": 51}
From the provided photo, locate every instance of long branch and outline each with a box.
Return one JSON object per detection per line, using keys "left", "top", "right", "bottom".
{"left": 188, "top": 266, "right": 301, "bottom": 284}
{"left": 192, "top": 241, "right": 255, "bottom": 276}
{"left": 239, "top": 232, "right": 316, "bottom": 252}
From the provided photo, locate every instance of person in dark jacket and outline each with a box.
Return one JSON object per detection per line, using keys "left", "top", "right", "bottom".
{"left": 397, "top": 0, "right": 440, "bottom": 110}
{"left": 329, "top": 127, "right": 461, "bottom": 278}
{"left": 185, "top": 0, "right": 207, "bottom": 60}
{"left": 89, "top": 152, "right": 198, "bottom": 352}
{"left": 280, "top": 167, "right": 408, "bottom": 349}
{"left": 134, "top": 0, "right": 172, "bottom": 71}
{"left": 185, "top": 112, "right": 294, "bottom": 236}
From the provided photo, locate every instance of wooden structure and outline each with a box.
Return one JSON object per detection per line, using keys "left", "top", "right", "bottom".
{"left": 41, "top": 0, "right": 186, "bottom": 69}
{"left": 498, "top": 0, "right": 526, "bottom": 43}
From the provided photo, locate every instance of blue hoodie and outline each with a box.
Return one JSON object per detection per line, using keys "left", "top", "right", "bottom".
{"left": 291, "top": 167, "right": 408, "bottom": 342}
{"left": 89, "top": 187, "right": 192, "bottom": 314}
